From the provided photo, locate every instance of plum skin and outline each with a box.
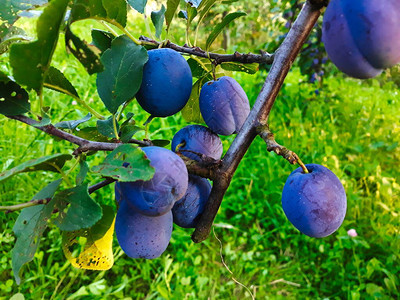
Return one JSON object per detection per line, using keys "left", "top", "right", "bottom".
{"left": 171, "top": 125, "right": 223, "bottom": 162}
{"left": 281, "top": 164, "right": 347, "bottom": 238}
{"left": 322, "top": 0, "right": 400, "bottom": 79}
{"left": 199, "top": 76, "right": 250, "bottom": 135}
{"left": 119, "top": 146, "right": 188, "bottom": 216}
{"left": 115, "top": 200, "right": 173, "bottom": 259}
{"left": 172, "top": 175, "right": 212, "bottom": 228}
{"left": 136, "top": 48, "right": 192, "bottom": 117}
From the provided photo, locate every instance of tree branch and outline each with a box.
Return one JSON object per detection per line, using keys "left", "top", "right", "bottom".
{"left": 257, "top": 123, "right": 309, "bottom": 173}
{"left": 192, "top": 0, "right": 322, "bottom": 243}
{"left": 139, "top": 36, "right": 274, "bottom": 65}
{"left": 7, "top": 115, "right": 216, "bottom": 178}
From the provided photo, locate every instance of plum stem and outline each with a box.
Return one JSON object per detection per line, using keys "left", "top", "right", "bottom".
{"left": 297, "top": 159, "right": 309, "bottom": 174}
{"left": 256, "top": 123, "right": 307, "bottom": 166}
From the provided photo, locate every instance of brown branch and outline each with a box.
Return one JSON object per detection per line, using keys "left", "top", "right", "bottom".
{"left": 256, "top": 124, "right": 300, "bottom": 164}
{"left": 88, "top": 177, "right": 116, "bottom": 193}
{"left": 177, "top": 154, "right": 221, "bottom": 180}
{"left": 139, "top": 36, "right": 274, "bottom": 65}
{"left": 7, "top": 115, "right": 215, "bottom": 178}
{"left": 192, "top": 0, "right": 322, "bottom": 243}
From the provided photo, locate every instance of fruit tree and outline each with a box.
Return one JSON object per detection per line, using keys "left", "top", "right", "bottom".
{"left": 0, "top": 0, "right": 399, "bottom": 289}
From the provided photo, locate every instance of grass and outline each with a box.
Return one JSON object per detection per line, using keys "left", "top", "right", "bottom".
{"left": 1, "top": 11, "right": 400, "bottom": 300}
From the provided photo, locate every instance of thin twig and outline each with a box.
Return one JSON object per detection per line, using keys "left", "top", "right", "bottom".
{"left": 139, "top": 36, "right": 274, "bottom": 65}
{"left": 256, "top": 123, "right": 309, "bottom": 173}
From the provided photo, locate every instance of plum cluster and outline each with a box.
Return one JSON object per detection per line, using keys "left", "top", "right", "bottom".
{"left": 115, "top": 126, "right": 224, "bottom": 258}
{"left": 322, "top": 0, "right": 400, "bottom": 79}
{"left": 114, "top": 47, "right": 251, "bottom": 259}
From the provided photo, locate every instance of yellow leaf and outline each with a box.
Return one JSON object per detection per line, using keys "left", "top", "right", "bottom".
{"left": 62, "top": 205, "right": 115, "bottom": 270}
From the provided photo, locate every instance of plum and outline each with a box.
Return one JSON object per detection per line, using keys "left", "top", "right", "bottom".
{"left": 281, "top": 164, "right": 347, "bottom": 238}
{"left": 115, "top": 200, "right": 173, "bottom": 259}
{"left": 172, "top": 175, "right": 212, "bottom": 228}
{"left": 171, "top": 125, "right": 223, "bottom": 162}
{"left": 136, "top": 48, "right": 192, "bottom": 117}
{"left": 119, "top": 146, "right": 188, "bottom": 216}
{"left": 199, "top": 76, "right": 250, "bottom": 135}
{"left": 322, "top": 0, "right": 400, "bottom": 79}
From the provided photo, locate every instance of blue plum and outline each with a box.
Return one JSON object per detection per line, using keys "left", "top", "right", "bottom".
{"left": 199, "top": 76, "right": 250, "bottom": 135}
{"left": 171, "top": 125, "right": 223, "bottom": 162}
{"left": 172, "top": 175, "right": 212, "bottom": 228}
{"left": 322, "top": 0, "right": 400, "bottom": 79}
{"left": 115, "top": 182, "right": 122, "bottom": 203}
{"left": 119, "top": 146, "right": 188, "bottom": 216}
{"left": 136, "top": 48, "right": 192, "bottom": 117}
{"left": 281, "top": 164, "right": 347, "bottom": 238}
{"left": 115, "top": 200, "right": 173, "bottom": 259}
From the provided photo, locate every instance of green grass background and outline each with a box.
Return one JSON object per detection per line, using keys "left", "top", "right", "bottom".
{"left": 1, "top": 10, "right": 400, "bottom": 300}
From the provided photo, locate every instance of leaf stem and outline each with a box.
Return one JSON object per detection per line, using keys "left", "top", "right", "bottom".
{"left": 0, "top": 198, "right": 51, "bottom": 212}
{"left": 113, "top": 23, "right": 142, "bottom": 45}
{"left": 112, "top": 114, "right": 119, "bottom": 140}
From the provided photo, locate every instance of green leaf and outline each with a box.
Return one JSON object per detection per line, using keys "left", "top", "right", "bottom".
{"left": 75, "top": 159, "right": 89, "bottom": 185}
{"left": 165, "top": 0, "right": 180, "bottom": 31}
{"left": 9, "top": 0, "right": 69, "bottom": 92}
{"left": 75, "top": 127, "right": 110, "bottom": 142}
{"left": 151, "top": 5, "right": 166, "bottom": 39}
{"left": 54, "top": 113, "right": 92, "bottom": 130}
{"left": 186, "top": 3, "right": 197, "bottom": 25}
{"left": 9, "top": 293, "right": 25, "bottom": 300}
{"left": 70, "top": 0, "right": 127, "bottom": 27}
{"left": 0, "top": 0, "right": 47, "bottom": 25}
{"left": 92, "top": 144, "right": 155, "bottom": 182}
{"left": 0, "top": 74, "right": 30, "bottom": 116}
{"left": 151, "top": 139, "right": 170, "bottom": 147}
{"left": 96, "top": 35, "right": 148, "bottom": 114}
{"left": 178, "top": 10, "right": 187, "bottom": 20}
{"left": 0, "top": 154, "right": 72, "bottom": 182}
{"left": 120, "top": 125, "right": 143, "bottom": 143}
{"left": 54, "top": 184, "right": 102, "bottom": 231}
{"left": 181, "top": 77, "right": 206, "bottom": 123}
{"left": 0, "top": 26, "right": 30, "bottom": 55}
{"left": 221, "top": 62, "right": 259, "bottom": 74}
{"left": 44, "top": 66, "right": 79, "bottom": 98}
{"left": 91, "top": 29, "right": 115, "bottom": 54}
{"left": 184, "top": 0, "right": 202, "bottom": 8}
{"left": 12, "top": 179, "right": 62, "bottom": 285}
{"left": 206, "top": 11, "right": 246, "bottom": 50}
{"left": 97, "top": 117, "right": 119, "bottom": 138}
{"left": 127, "top": 0, "right": 147, "bottom": 14}
{"left": 33, "top": 107, "right": 51, "bottom": 127}
{"left": 65, "top": 27, "right": 104, "bottom": 75}
{"left": 187, "top": 57, "right": 211, "bottom": 79}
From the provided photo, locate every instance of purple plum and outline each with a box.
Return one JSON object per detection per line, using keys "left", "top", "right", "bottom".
{"left": 115, "top": 200, "right": 173, "bottom": 259}
{"left": 136, "top": 48, "right": 192, "bottom": 117}
{"left": 171, "top": 125, "right": 223, "bottom": 162}
{"left": 281, "top": 164, "right": 347, "bottom": 238}
{"left": 199, "top": 76, "right": 250, "bottom": 135}
{"left": 119, "top": 146, "right": 188, "bottom": 216}
{"left": 322, "top": 0, "right": 400, "bottom": 79}
{"left": 172, "top": 175, "right": 212, "bottom": 228}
